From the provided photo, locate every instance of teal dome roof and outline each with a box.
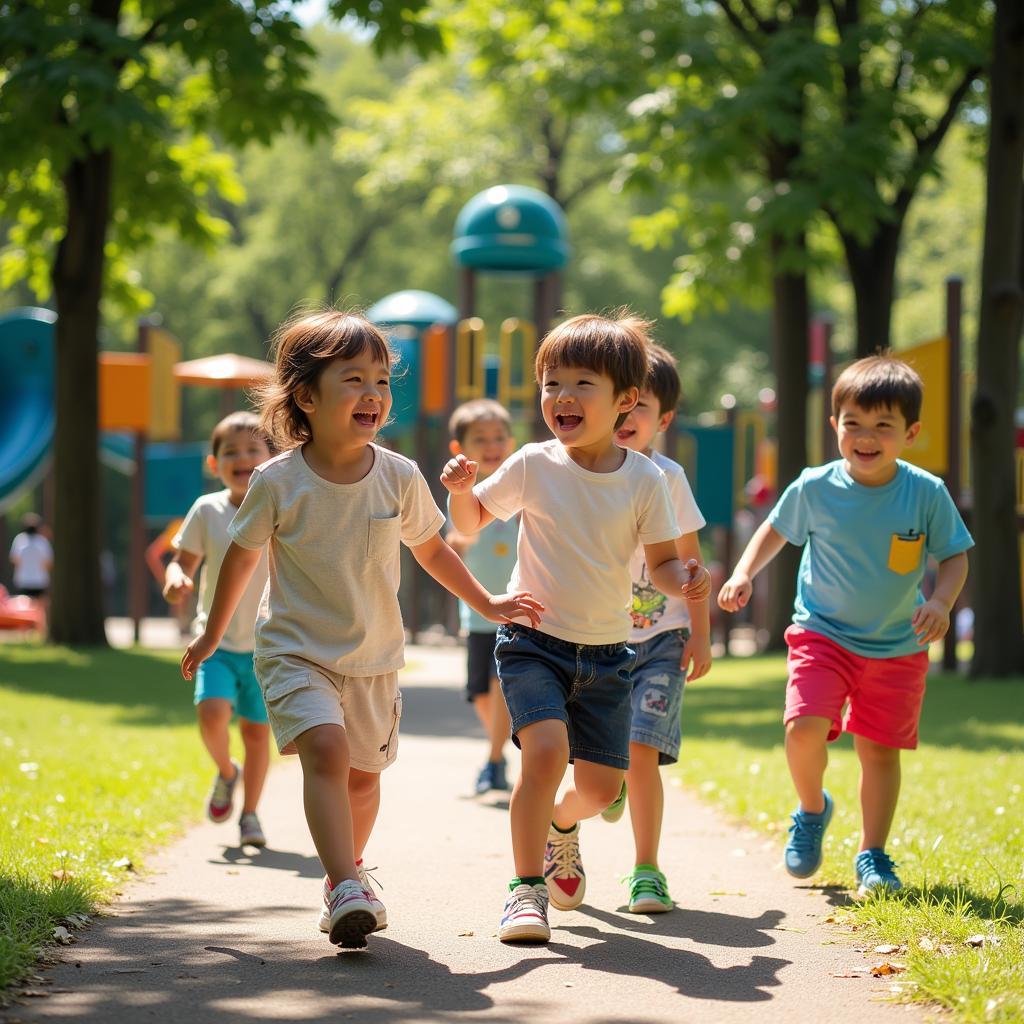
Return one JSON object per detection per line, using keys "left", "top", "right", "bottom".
{"left": 367, "top": 290, "right": 458, "bottom": 329}
{"left": 452, "top": 185, "right": 569, "bottom": 272}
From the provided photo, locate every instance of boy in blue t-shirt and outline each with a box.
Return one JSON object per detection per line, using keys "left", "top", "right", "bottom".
{"left": 446, "top": 399, "right": 518, "bottom": 795}
{"left": 719, "top": 355, "right": 972, "bottom": 896}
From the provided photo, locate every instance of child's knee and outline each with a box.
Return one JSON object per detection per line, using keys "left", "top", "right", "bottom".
{"left": 296, "top": 725, "right": 348, "bottom": 776}
{"left": 785, "top": 716, "right": 830, "bottom": 746}
{"left": 856, "top": 735, "right": 900, "bottom": 765}
{"left": 519, "top": 725, "right": 569, "bottom": 782}
{"left": 197, "top": 698, "right": 231, "bottom": 727}
{"left": 239, "top": 718, "right": 270, "bottom": 742}
{"left": 348, "top": 767, "right": 380, "bottom": 798}
{"left": 577, "top": 770, "right": 623, "bottom": 808}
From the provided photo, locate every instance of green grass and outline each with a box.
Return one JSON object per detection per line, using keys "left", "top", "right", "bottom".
{"left": 674, "top": 654, "right": 1024, "bottom": 1023}
{"left": 0, "top": 644, "right": 217, "bottom": 991}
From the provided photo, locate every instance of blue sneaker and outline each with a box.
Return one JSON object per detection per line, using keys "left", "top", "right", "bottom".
{"left": 855, "top": 848, "right": 902, "bottom": 897}
{"left": 783, "top": 791, "right": 834, "bottom": 878}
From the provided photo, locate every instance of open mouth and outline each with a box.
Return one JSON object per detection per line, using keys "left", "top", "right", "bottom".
{"left": 353, "top": 410, "right": 379, "bottom": 427}
{"left": 555, "top": 413, "right": 583, "bottom": 431}
{"left": 232, "top": 468, "right": 254, "bottom": 480}
{"left": 854, "top": 448, "right": 880, "bottom": 460}
{"left": 615, "top": 427, "right": 636, "bottom": 443}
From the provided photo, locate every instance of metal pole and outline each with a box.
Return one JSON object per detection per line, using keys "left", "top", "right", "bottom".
{"left": 129, "top": 321, "right": 150, "bottom": 645}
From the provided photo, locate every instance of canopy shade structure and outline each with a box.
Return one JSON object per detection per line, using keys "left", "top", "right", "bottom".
{"left": 173, "top": 353, "right": 274, "bottom": 388}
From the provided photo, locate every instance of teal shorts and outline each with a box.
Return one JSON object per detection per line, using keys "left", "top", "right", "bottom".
{"left": 195, "top": 647, "right": 268, "bottom": 724}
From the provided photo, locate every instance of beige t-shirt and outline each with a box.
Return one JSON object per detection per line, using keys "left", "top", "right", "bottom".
{"left": 228, "top": 445, "right": 444, "bottom": 675}
{"left": 475, "top": 439, "right": 680, "bottom": 645}
{"left": 174, "top": 489, "right": 269, "bottom": 653}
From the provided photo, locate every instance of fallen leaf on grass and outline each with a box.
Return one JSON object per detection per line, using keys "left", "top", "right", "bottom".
{"left": 918, "top": 936, "right": 935, "bottom": 951}
{"left": 873, "top": 944, "right": 904, "bottom": 955}
{"left": 51, "top": 927, "right": 74, "bottom": 945}
{"left": 51, "top": 870, "right": 75, "bottom": 882}
{"left": 870, "top": 962, "right": 906, "bottom": 977}
{"left": 965, "top": 934, "right": 1001, "bottom": 949}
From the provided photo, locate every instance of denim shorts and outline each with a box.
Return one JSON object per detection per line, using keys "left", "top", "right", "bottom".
{"left": 494, "top": 623, "right": 636, "bottom": 769}
{"left": 630, "top": 628, "right": 688, "bottom": 765}
{"left": 195, "top": 647, "right": 268, "bottom": 724}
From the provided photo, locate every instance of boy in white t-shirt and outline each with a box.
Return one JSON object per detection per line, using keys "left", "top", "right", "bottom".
{"left": 604, "top": 343, "right": 711, "bottom": 914}
{"left": 164, "top": 412, "right": 273, "bottom": 848}
{"left": 9, "top": 513, "right": 52, "bottom": 598}
{"left": 442, "top": 312, "right": 712, "bottom": 943}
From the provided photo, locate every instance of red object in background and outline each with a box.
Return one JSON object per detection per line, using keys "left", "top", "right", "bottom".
{"left": 745, "top": 474, "right": 775, "bottom": 509}
{"left": 0, "top": 585, "right": 44, "bottom": 631}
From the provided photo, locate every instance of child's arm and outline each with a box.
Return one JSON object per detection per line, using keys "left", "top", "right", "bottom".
{"left": 643, "top": 540, "right": 711, "bottom": 603}
{"left": 441, "top": 454, "right": 495, "bottom": 534}
{"left": 181, "top": 542, "right": 262, "bottom": 680}
{"left": 411, "top": 532, "right": 543, "bottom": 626}
{"left": 445, "top": 528, "right": 478, "bottom": 560}
{"left": 717, "top": 520, "right": 789, "bottom": 612}
{"left": 912, "top": 551, "right": 969, "bottom": 645}
{"left": 163, "top": 551, "right": 202, "bottom": 605}
{"left": 676, "top": 530, "right": 712, "bottom": 681}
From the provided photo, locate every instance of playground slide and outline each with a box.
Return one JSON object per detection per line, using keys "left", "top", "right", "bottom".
{"left": 0, "top": 308, "right": 56, "bottom": 510}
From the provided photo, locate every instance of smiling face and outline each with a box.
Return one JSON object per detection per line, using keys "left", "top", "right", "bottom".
{"left": 300, "top": 349, "right": 393, "bottom": 452}
{"left": 540, "top": 363, "right": 638, "bottom": 453}
{"left": 615, "top": 388, "right": 674, "bottom": 454}
{"left": 831, "top": 401, "right": 920, "bottom": 486}
{"left": 209, "top": 428, "right": 273, "bottom": 504}
{"left": 450, "top": 416, "right": 514, "bottom": 480}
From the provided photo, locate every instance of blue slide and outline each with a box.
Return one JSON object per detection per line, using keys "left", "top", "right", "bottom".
{"left": 0, "top": 308, "right": 56, "bottom": 510}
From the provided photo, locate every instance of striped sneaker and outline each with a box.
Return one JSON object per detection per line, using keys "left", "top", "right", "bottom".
{"left": 544, "top": 822, "right": 586, "bottom": 910}
{"left": 499, "top": 882, "right": 550, "bottom": 943}
{"left": 320, "top": 877, "right": 376, "bottom": 948}
{"left": 318, "top": 866, "right": 386, "bottom": 934}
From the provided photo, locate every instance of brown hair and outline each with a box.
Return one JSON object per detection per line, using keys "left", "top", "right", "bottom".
{"left": 448, "top": 398, "right": 512, "bottom": 444}
{"left": 257, "top": 309, "right": 393, "bottom": 448}
{"left": 645, "top": 343, "right": 681, "bottom": 416}
{"left": 210, "top": 411, "right": 274, "bottom": 457}
{"left": 534, "top": 311, "right": 651, "bottom": 430}
{"left": 831, "top": 354, "right": 923, "bottom": 426}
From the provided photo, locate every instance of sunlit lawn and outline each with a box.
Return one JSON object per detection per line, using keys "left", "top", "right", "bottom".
{"left": 674, "top": 654, "right": 1024, "bottom": 1023}
{"left": 0, "top": 645, "right": 217, "bottom": 991}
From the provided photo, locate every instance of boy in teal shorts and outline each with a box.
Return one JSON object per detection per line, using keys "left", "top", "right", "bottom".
{"left": 719, "top": 356, "right": 972, "bottom": 895}
{"left": 445, "top": 398, "right": 518, "bottom": 795}
{"left": 164, "top": 412, "right": 274, "bottom": 847}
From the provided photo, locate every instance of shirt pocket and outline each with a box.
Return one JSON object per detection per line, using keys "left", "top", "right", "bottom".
{"left": 367, "top": 514, "right": 401, "bottom": 563}
{"left": 887, "top": 532, "right": 925, "bottom": 575}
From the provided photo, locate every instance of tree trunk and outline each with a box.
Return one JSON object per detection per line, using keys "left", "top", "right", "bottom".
{"left": 767, "top": 232, "right": 811, "bottom": 650}
{"left": 844, "top": 222, "right": 901, "bottom": 358}
{"left": 49, "top": 149, "right": 112, "bottom": 645}
{"left": 970, "top": 0, "right": 1024, "bottom": 678}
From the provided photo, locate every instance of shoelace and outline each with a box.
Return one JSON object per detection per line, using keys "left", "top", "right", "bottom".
{"left": 546, "top": 834, "right": 583, "bottom": 878}
{"left": 787, "top": 812, "right": 826, "bottom": 853}
{"left": 358, "top": 864, "right": 383, "bottom": 893}
{"left": 858, "top": 850, "right": 898, "bottom": 879}
{"left": 626, "top": 871, "right": 667, "bottom": 899}
{"left": 506, "top": 886, "right": 547, "bottom": 919}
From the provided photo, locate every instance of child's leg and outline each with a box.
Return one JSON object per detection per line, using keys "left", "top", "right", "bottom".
{"left": 487, "top": 676, "right": 511, "bottom": 762}
{"left": 349, "top": 768, "right": 381, "bottom": 860}
{"left": 512, "top": 719, "right": 569, "bottom": 876}
{"left": 553, "top": 760, "right": 625, "bottom": 829}
{"left": 625, "top": 742, "right": 663, "bottom": 867}
{"left": 238, "top": 717, "right": 270, "bottom": 814}
{"left": 784, "top": 715, "right": 832, "bottom": 812}
{"left": 293, "top": 724, "right": 359, "bottom": 885}
{"left": 197, "top": 698, "right": 236, "bottom": 779}
{"left": 854, "top": 735, "right": 901, "bottom": 851}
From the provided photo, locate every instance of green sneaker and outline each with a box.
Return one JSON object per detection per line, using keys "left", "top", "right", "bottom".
{"left": 601, "top": 780, "right": 628, "bottom": 823}
{"left": 625, "top": 865, "right": 673, "bottom": 913}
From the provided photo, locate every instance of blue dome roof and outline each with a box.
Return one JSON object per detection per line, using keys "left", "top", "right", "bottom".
{"left": 452, "top": 185, "right": 569, "bottom": 272}
{"left": 366, "top": 290, "right": 458, "bottom": 329}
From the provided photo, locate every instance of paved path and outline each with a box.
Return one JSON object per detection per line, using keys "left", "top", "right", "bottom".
{"left": 6, "top": 647, "right": 918, "bottom": 1023}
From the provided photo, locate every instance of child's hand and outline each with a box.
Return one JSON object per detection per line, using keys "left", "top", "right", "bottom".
{"left": 440, "top": 454, "right": 479, "bottom": 495}
{"left": 680, "top": 559, "right": 712, "bottom": 602}
{"left": 912, "top": 598, "right": 950, "bottom": 646}
{"left": 486, "top": 590, "right": 545, "bottom": 629}
{"left": 718, "top": 572, "right": 752, "bottom": 612}
{"left": 682, "top": 631, "right": 712, "bottom": 682}
{"left": 181, "top": 633, "right": 216, "bottom": 681}
{"left": 163, "top": 565, "right": 194, "bottom": 605}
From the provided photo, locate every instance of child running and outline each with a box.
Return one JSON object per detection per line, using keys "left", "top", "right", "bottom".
{"left": 442, "top": 312, "right": 712, "bottom": 943}
{"left": 181, "top": 310, "right": 541, "bottom": 950}
{"left": 164, "top": 412, "right": 274, "bottom": 848}
{"left": 719, "top": 355, "right": 972, "bottom": 896}
{"left": 605, "top": 343, "right": 712, "bottom": 913}
{"left": 445, "top": 399, "right": 518, "bottom": 795}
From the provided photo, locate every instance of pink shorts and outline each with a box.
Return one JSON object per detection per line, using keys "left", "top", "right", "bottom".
{"left": 784, "top": 626, "right": 929, "bottom": 749}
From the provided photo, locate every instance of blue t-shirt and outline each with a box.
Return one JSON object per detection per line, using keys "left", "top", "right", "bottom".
{"left": 459, "top": 516, "right": 519, "bottom": 634}
{"left": 769, "top": 460, "right": 973, "bottom": 658}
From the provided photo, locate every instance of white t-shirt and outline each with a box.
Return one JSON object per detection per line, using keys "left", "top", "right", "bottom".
{"left": 173, "top": 489, "right": 269, "bottom": 654}
{"left": 229, "top": 444, "right": 445, "bottom": 675}
{"left": 475, "top": 439, "right": 680, "bottom": 645}
{"left": 629, "top": 450, "right": 706, "bottom": 644}
{"left": 10, "top": 533, "right": 52, "bottom": 590}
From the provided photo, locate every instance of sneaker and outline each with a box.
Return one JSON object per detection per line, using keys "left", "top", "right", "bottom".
{"left": 855, "top": 848, "right": 902, "bottom": 898}
{"left": 625, "top": 865, "right": 673, "bottom": 913}
{"left": 491, "top": 758, "right": 509, "bottom": 791}
{"left": 320, "top": 876, "right": 377, "bottom": 948}
{"left": 474, "top": 761, "right": 495, "bottom": 795}
{"left": 544, "top": 823, "right": 586, "bottom": 910}
{"left": 498, "top": 882, "right": 550, "bottom": 943}
{"left": 784, "top": 790, "right": 834, "bottom": 878}
{"left": 601, "top": 780, "right": 628, "bottom": 823}
{"left": 238, "top": 811, "right": 266, "bottom": 848}
{"left": 357, "top": 861, "right": 388, "bottom": 931}
{"left": 206, "top": 761, "right": 240, "bottom": 823}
